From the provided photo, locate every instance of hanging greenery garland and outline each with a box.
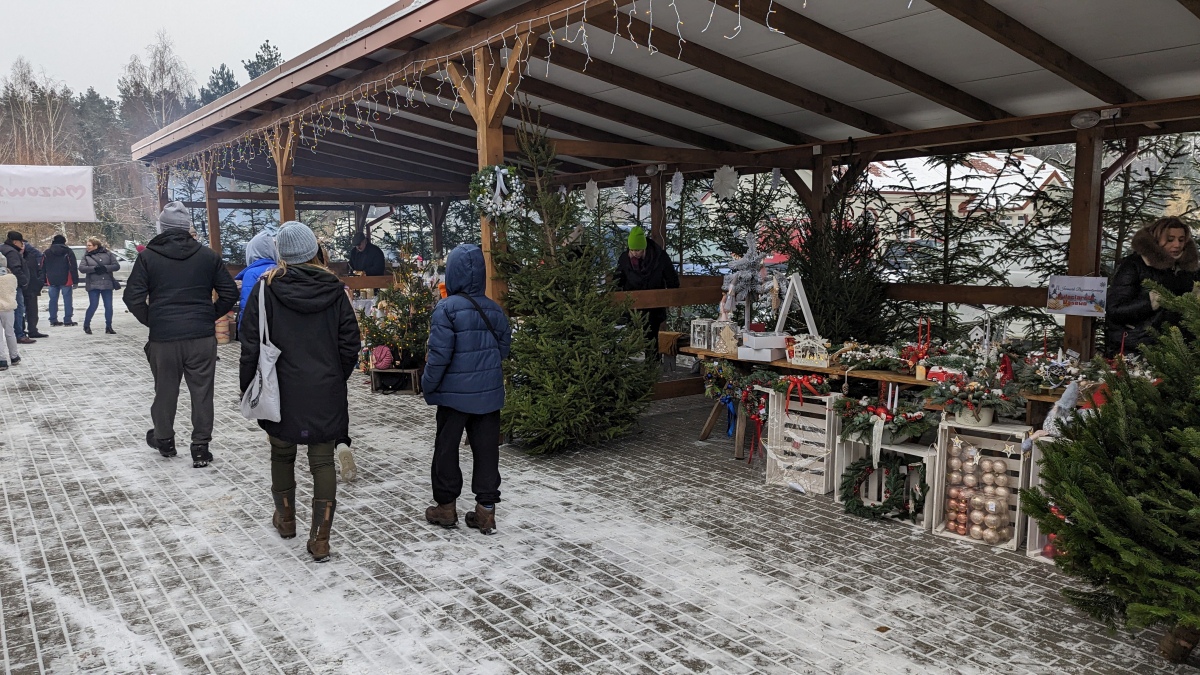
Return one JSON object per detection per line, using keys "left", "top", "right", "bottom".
{"left": 840, "top": 455, "right": 928, "bottom": 523}
{"left": 469, "top": 164, "right": 526, "bottom": 222}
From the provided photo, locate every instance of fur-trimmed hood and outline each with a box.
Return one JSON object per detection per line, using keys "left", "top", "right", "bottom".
{"left": 1132, "top": 226, "right": 1200, "bottom": 272}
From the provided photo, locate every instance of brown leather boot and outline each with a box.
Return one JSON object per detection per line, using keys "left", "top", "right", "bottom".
{"left": 425, "top": 502, "right": 457, "bottom": 528}
{"left": 272, "top": 489, "right": 296, "bottom": 539}
{"left": 465, "top": 503, "right": 496, "bottom": 535}
{"left": 306, "top": 499, "right": 336, "bottom": 563}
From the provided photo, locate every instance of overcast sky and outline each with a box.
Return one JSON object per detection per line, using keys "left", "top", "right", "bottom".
{"left": 0, "top": 0, "right": 390, "bottom": 99}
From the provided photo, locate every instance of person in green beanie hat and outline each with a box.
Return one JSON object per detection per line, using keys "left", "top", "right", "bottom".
{"left": 614, "top": 225, "right": 679, "bottom": 359}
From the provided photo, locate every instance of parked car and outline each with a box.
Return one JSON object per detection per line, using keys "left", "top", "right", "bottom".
{"left": 70, "top": 245, "right": 134, "bottom": 284}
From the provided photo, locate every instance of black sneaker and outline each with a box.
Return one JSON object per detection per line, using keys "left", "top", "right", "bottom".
{"left": 64, "top": 321, "right": 77, "bottom": 327}
{"left": 105, "top": 327, "right": 116, "bottom": 335}
{"left": 49, "top": 321, "right": 62, "bottom": 327}
{"left": 146, "top": 429, "right": 176, "bottom": 458}
{"left": 28, "top": 332, "right": 49, "bottom": 338}
{"left": 190, "top": 444, "right": 213, "bottom": 468}
{"left": 10, "top": 357, "right": 19, "bottom": 366}
{"left": 0, "top": 363, "right": 7, "bottom": 371}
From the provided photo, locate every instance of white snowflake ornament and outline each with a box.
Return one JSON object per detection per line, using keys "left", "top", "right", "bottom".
{"left": 623, "top": 174, "right": 639, "bottom": 200}
{"left": 584, "top": 179, "right": 599, "bottom": 210}
{"left": 670, "top": 170, "right": 684, "bottom": 199}
{"left": 713, "top": 165, "right": 739, "bottom": 200}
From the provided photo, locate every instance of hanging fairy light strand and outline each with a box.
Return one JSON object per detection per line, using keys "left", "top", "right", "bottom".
{"left": 155, "top": 0, "right": 772, "bottom": 178}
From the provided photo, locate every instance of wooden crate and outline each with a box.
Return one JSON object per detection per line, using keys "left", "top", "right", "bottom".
{"left": 368, "top": 350, "right": 423, "bottom": 394}
{"left": 763, "top": 388, "right": 839, "bottom": 495}
{"left": 932, "top": 420, "right": 1032, "bottom": 551}
{"left": 834, "top": 438, "right": 939, "bottom": 532}
{"left": 1024, "top": 439, "right": 1058, "bottom": 563}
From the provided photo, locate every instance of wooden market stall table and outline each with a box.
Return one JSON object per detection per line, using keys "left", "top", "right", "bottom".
{"left": 680, "top": 346, "right": 1060, "bottom": 458}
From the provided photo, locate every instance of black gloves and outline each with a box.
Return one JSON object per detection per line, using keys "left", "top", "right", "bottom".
{"left": 92, "top": 265, "right": 107, "bottom": 274}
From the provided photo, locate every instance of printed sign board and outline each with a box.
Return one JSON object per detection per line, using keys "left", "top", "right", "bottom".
{"left": 1047, "top": 275, "right": 1107, "bottom": 317}
{"left": 0, "top": 165, "right": 97, "bottom": 223}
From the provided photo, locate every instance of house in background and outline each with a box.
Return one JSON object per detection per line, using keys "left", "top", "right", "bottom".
{"left": 853, "top": 152, "right": 1070, "bottom": 240}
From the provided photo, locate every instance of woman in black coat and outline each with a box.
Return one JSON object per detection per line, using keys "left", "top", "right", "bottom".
{"left": 239, "top": 222, "right": 361, "bottom": 562}
{"left": 1106, "top": 216, "right": 1200, "bottom": 356}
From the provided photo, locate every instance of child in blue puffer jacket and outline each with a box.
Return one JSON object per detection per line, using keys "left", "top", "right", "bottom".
{"left": 235, "top": 224, "right": 280, "bottom": 328}
{"left": 422, "top": 244, "right": 511, "bottom": 534}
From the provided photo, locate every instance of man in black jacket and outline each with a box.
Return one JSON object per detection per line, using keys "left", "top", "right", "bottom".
{"left": 614, "top": 226, "right": 680, "bottom": 358}
{"left": 21, "top": 242, "right": 47, "bottom": 338}
{"left": 347, "top": 233, "right": 386, "bottom": 276}
{"left": 123, "top": 201, "right": 238, "bottom": 467}
{"left": 43, "top": 235, "right": 79, "bottom": 326}
{"left": 0, "top": 231, "right": 34, "bottom": 344}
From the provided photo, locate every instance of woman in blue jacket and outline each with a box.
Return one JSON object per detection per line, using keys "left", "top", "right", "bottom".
{"left": 422, "top": 244, "right": 511, "bottom": 534}
{"left": 235, "top": 225, "right": 279, "bottom": 328}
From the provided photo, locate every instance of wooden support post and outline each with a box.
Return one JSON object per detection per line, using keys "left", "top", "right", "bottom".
{"left": 809, "top": 155, "right": 832, "bottom": 230}
{"left": 424, "top": 198, "right": 450, "bottom": 256}
{"left": 448, "top": 37, "right": 526, "bottom": 304}
{"left": 353, "top": 204, "right": 370, "bottom": 239}
{"left": 204, "top": 172, "right": 223, "bottom": 259}
{"left": 269, "top": 121, "right": 298, "bottom": 224}
{"left": 650, "top": 171, "right": 667, "bottom": 248}
{"left": 1065, "top": 127, "right": 1104, "bottom": 359}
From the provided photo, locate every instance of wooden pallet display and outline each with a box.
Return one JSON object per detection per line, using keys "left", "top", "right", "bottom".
{"left": 833, "top": 438, "right": 939, "bottom": 532}
{"left": 932, "top": 420, "right": 1032, "bottom": 551}
{"left": 1023, "top": 439, "right": 1058, "bottom": 563}
{"left": 763, "top": 387, "right": 839, "bottom": 495}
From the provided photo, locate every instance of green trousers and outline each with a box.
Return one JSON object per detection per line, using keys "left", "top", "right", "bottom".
{"left": 269, "top": 436, "right": 336, "bottom": 501}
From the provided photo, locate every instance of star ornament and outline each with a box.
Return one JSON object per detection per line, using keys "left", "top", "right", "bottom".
{"left": 952, "top": 436, "right": 964, "bottom": 450}
{"left": 1002, "top": 443, "right": 1015, "bottom": 455}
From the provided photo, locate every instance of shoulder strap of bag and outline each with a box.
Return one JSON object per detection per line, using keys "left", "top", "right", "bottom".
{"left": 258, "top": 280, "right": 271, "bottom": 345}
{"left": 455, "top": 292, "right": 501, "bottom": 346}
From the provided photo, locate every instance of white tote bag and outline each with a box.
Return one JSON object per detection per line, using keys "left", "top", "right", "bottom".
{"left": 239, "top": 282, "right": 282, "bottom": 422}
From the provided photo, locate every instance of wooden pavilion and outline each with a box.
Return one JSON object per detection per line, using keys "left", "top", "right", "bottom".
{"left": 131, "top": 0, "right": 1200, "bottom": 360}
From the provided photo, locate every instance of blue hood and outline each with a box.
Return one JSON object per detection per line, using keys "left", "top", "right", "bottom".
{"left": 445, "top": 243, "right": 485, "bottom": 296}
{"left": 236, "top": 257, "right": 276, "bottom": 281}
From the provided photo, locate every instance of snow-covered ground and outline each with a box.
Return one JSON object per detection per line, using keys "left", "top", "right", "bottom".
{"left": 0, "top": 303, "right": 1190, "bottom": 674}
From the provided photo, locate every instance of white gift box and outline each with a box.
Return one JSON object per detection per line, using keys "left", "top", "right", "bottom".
{"left": 742, "top": 331, "right": 790, "bottom": 350}
{"left": 737, "top": 346, "right": 786, "bottom": 362}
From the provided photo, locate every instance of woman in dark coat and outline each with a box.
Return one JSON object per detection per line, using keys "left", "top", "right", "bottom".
{"left": 239, "top": 222, "right": 361, "bottom": 562}
{"left": 77, "top": 237, "right": 121, "bottom": 335}
{"left": 1106, "top": 216, "right": 1200, "bottom": 355}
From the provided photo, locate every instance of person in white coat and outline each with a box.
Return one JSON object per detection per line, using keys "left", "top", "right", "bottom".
{"left": 0, "top": 267, "right": 20, "bottom": 369}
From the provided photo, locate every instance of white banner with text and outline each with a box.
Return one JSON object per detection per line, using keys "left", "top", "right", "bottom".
{"left": 0, "top": 165, "right": 97, "bottom": 223}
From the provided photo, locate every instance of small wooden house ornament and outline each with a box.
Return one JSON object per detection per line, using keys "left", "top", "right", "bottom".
{"left": 789, "top": 334, "right": 831, "bottom": 368}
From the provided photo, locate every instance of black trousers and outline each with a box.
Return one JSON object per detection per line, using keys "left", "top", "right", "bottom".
{"left": 23, "top": 291, "right": 39, "bottom": 333}
{"left": 431, "top": 406, "right": 501, "bottom": 506}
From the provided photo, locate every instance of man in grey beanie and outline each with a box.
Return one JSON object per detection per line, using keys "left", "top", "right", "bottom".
{"left": 124, "top": 201, "right": 238, "bottom": 467}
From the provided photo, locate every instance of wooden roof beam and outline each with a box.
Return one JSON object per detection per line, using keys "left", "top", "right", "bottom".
{"left": 291, "top": 146, "right": 471, "bottom": 183}
{"left": 717, "top": 0, "right": 1009, "bottom": 121}
{"left": 516, "top": 76, "right": 746, "bottom": 151}
{"left": 531, "top": 38, "right": 817, "bottom": 144}
{"left": 323, "top": 116, "right": 479, "bottom": 166}
{"left": 503, "top": 137, "right": 809, "bottom": 168}
{"left": 925, "top": 0, "right": 1142, "bottom": 104}
{"left": 283, "top": 176, "right": 465, "bottom": 192}
{"left": 586, "top": 11, "right": 904, "bottom": 135}
{"left": 437, "top": 11, "right": 486, "bottom": 28}
{"left": 1180, "top": 0, "right": 1200, "bottom": 20}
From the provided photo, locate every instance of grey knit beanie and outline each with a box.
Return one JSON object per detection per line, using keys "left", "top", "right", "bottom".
{"left": 157, "top": 201, "right": 191, "bottom": 233}
{"left": 275, "top": 221, "right": 319, "bottom": 264}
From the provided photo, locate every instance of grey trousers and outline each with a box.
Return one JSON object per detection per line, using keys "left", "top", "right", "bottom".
{"left": 0, "top": 310, "right": 17, "bottom": 362}
{"left": 145, "top": 337, "right": 217, "bottom": 444}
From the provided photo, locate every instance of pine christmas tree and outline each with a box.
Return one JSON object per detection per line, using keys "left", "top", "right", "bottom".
{"left": 1022, "top": 289, "right": 1200, "bottom": 663}
{"left": 356, "top": 250, "right": 438, "bottom": 366}
{"left": 497, "top": 114, "right": 659, "bottom": 453}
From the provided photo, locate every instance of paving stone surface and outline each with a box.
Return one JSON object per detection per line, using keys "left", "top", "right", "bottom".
{"left": 0, "top": 308, "right": 1196, "bottom": 674}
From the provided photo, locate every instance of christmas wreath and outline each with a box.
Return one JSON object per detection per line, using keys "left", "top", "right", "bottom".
{"left": 924, "top": 378, "right": 1023, "bottom": 419}
{"left": 469, "top": 164, "right": 526, "bottom": 222}
{"left": 840, "top": 455, "right": 928, "bottom": 523}
{"left": 837, "top": 397, "right": 934, "bottom": 444}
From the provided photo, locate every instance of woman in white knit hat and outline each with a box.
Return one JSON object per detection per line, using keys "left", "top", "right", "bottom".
{"left": 238, "top": 222, "right": 361, "bottom": 563}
